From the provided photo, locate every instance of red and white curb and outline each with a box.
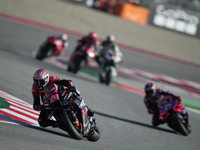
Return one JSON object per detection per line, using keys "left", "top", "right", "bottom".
{"left": 118, "top": 67, "right": 200, "bottom": 90}
{"left": 0, "top": 91, "right": 39, "bottom": 126}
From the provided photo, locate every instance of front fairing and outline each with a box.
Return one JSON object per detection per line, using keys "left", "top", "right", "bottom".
{"left": 43, "top": 84, "right": 92, "bottom": 136}
{"left": 66, "top": 97, "right": 91, "bottom": 136}
{"left": 81, "top": 106, "right": 91, "bottom": 136}
{"left": 158, "top": 96, "right": 186, "bottom": 122}
{"left": 157, "top": 96, "right": 175, "bottom": 121}
{"left": 64, "top": 97, "right": 91, "bottom": 134}
{"left": 47, "top": 38, "right": 63, "bottom": 54}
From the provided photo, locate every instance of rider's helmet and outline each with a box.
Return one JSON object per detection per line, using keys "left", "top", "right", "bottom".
{"left": 88, "top": 31, "right": 98, "bottom": 41}
{"left": 60, "top": 33, "right": 68, "bottom": 41}
{"left": 33, "top": 69, "right": 49, "bottom": 89}
{"left": 144, "top": 83, "right": 156, "bottom": 98}
{"left": 106, "top": 35, "right": 115, "bottom": 46}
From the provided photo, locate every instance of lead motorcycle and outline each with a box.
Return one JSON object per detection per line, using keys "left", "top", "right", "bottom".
{"left": 157, "top": 95, "right": 191, "bottom": 136}
{"left": 98, "top": 48, "right": 117, "bottom": 85}
{"left": 42, "top": 83, "right": 100, "bottom": 141}
{"left": 67, "top": 44, "right": 97, "bottom": 74}
{"left": 36, "top": 37, "right": 66, "bottom": 60}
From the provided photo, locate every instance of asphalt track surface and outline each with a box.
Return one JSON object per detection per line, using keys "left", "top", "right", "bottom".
{"left": 0, "top": 18, "right": 200, "bottom": 150}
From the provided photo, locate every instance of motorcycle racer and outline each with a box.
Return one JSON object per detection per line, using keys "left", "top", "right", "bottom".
{"left": 32, "top": 69, "right": 94, "bottom": 128}
{"left": 143, "top": 83, "right": 182, "bottom": 127}
{"left": 39, "top": 33, "right": 69, "bottom": 55}
{"left": 95, "top": 35, "right": 123, "bottom": 68}
{"left": 73, "top": 31, "right": 99, "bottom": 54}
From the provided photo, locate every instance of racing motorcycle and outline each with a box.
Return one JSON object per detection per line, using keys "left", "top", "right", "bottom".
{"left": 98, "top": 48, "right": 117, "bottom": 85}
{"left": 36, "top": 36, "right": 66, "bottom": 60}
{"left": 157, "top": 95, "right": 191, "bottom": 136}
{"left": 67, "top": 44, "right": 97, "bottom": 74}
{"left": 42, "top": 83, "right": 100, "bottom": 141}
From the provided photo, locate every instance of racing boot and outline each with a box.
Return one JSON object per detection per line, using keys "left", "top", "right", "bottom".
{"left": 52, "top": 121, "right": 60, "bottom": 128}
{"left": 152, "top": 119, "right": 164, "bottom": 127}
{"left": 38, "top": 119, "right": 59, "bottom": 128}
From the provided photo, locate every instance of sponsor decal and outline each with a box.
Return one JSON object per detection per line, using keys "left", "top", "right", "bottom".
{"left": 62, "top": 90, "right": 67, "bottom": 97}
{"left": 153, "top": 5, "right": 199, "bottom": 35}
{"left": 50, "top": 94, "right": 59, "bottom": 103}
{"left": 69, "top": 99, "right": 75, "bottom": 105}
{"left": 0, "top": 97, "right": 10, "bottom": 109}
{"left": 82, "top": 108, "right": 87, "bottom": 115}
{"left": 43, "top": 103, "right": 49, "bottom": 106}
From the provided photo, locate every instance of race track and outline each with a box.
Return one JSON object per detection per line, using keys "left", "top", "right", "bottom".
{"left": 0, "top": 17, "right": 200, "bottom": 150}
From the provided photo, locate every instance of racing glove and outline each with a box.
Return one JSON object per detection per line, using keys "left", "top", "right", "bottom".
{"left": 69, "top": 86, "right": 76, "bottom": 92}
{"left": 33, "top": 105, "right": 41, "bottom": 111}
{"left": 148, "top": 108, "right": 154, "bottom": 114}
{"left": 174, "top": 96, "right": 182, "bottom": 101}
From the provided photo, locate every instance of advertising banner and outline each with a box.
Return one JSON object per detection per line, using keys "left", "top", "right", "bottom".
{"left": 148, "top": 2, "right": 200, "bottom": 38}
{"left": 113, "top": 3, "right": 149, "bottom": 25}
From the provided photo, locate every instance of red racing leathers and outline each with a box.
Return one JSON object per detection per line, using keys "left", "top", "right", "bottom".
{"left": 144, "top": 88, "right": 181, "bottom": 126}
{"left": 33, "top": 76, "right": 57, "bottom": 109}
{"left": 39, "top": 36, "right": 69, "bottom": 56}
{"left": 74, "top": 36, "right": 99, "bottom": 53}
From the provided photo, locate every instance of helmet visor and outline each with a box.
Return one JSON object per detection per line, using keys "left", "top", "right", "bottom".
{"left": 34, "top": 79, "right": 46, "bottom": 87}
{"left": 146, "top": 89, "right": 154, "bottom": 97}
{"left": 106, "top": 41, "right": 112, "bottom": 46}
{"left": 89, "top": 36, "right": 95, "bottom": 42}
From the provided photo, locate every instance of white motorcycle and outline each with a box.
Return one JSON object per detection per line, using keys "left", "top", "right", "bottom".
{"left": 98, "top": 49, "right": 117, "bottom": 85}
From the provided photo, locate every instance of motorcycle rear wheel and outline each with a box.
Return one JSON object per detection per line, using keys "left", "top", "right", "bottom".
{"left": 99, "top": 72, "right": 104, "bottom": 83}
{"left": 73, "top": 57, "right": 82, "bottom": 74}
{"left": 105, "top": 69, "right": 112, "bottom": 85}
{"left": 67, "top": 64, "right": 72, "bottom": 72}
{"left": 87, "top": 125, "right": 100, "bottom": 142}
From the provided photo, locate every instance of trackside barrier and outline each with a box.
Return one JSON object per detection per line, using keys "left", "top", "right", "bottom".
{"left": 113, "top": 3, "right": 149, "bottom": 25}
{"left": 65, "top": 0, "right": 200, "bottom": 38}
{"left": 65, "top": 0, "right": 149, "bottom": 25}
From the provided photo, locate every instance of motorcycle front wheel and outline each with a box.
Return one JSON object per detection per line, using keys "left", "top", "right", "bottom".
{"left": 172, "top": 115, "right": 188, "bottom": 136}
{"left": 56, "top": 110, "right": 83, "bottom": 140}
